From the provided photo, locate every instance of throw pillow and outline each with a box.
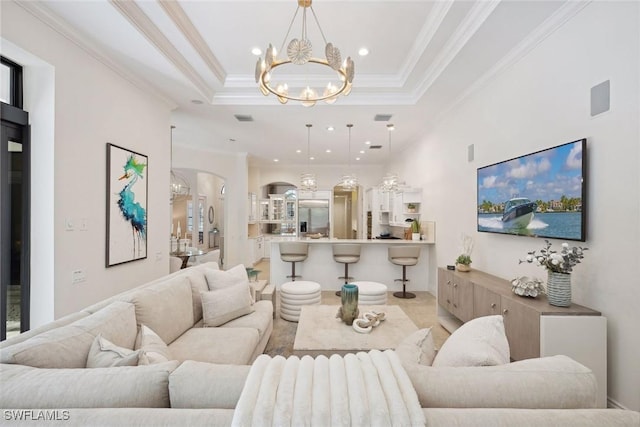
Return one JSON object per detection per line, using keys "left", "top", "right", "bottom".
{"left": 201, "top": 282, "right": 255, "bottom": 327}
{"left": 394, "top": 328, "right": 437, "bottom": 366}
{"left": 86, "top": 334, "right": 141, "bottom": 368}
{"left": 135, "top": 325, "right": 172, "bottom": 365}
{"left": 204, "top": 264, "right": 254, "bottom": 303}
{"left": 432, "top": 315, "right": 510, "bottom": 367}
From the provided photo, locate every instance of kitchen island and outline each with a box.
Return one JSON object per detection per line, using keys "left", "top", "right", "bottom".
{"left": 269, "top": 238, "right": 433, "bottom": 293}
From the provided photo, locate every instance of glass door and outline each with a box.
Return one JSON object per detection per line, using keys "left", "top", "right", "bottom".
{"left": 1, "top": 116, "right": 30, "bottom": 340}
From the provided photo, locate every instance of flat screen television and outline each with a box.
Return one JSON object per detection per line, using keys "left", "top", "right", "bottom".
{"left": 477, "top": 138, "right": 586, "bottom": 241}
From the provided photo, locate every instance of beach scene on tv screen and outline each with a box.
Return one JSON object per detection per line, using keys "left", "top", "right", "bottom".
{"left": 477, "top": 140, "right": 584, "bottom": 240}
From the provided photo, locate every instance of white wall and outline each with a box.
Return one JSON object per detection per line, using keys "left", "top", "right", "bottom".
{"left": 396, "top": 2, "right": 639, "bottom": 410}
{"left": 1, "top": 2, "right": 173, "bottom": 322}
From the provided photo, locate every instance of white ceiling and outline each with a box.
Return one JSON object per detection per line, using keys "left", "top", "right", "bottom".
{"left": 20, "top": 0, "right": 585, "bottom": 166}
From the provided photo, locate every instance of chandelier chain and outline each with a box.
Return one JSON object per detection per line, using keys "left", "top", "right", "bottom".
{"left": 309, "top": 6, "right": 329, "bottom": 45}
{"left": 279, "top": 6, "right": 301, "bottom": 56}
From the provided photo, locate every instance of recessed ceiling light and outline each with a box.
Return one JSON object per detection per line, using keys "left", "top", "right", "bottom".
{"left": 327, "top": 126, "right": 334, "bottom": 131}
{"left": 365, "top": 141, "right": 371, "bottom": 145}
{"left": 191, "top": 99, "right": 203, "bottom": 104}
{"left": 296, "top": 149, "right": 302, "bottom": 153}
{"left": 310, "top": 156, "right": 315, "bottom": 160}
{"left": 326, "top": 149, "right": 331, "bottom": 153}
{"left": 359, "top": 150, "right": 365, "bottom": 154}
{"left": 251, "top": 47, "right": 262, "bottom": 56}
{"left": 356, "top": 157, "right": 361, "bottom": 161}
{"left": 358, "top": 47, "right": 369, "bottom": 56}
{"left": 273, "top": 158, "right": 279, "bottom": 162}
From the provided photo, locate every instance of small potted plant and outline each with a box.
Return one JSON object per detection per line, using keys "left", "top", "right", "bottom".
{"left": 455, "top": 233, "right": 474, "bottom": 272}
{"left": 456, "top": 254, "right": 472, "bottom": 272}
{"left": 411, "top": 219, "right": 421, "bottom": 241}
{"left": 407, "top": 203, "right": 417, "bottom": 213}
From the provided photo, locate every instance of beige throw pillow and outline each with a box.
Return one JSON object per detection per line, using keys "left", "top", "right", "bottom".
{"left": 135, "top": 325, "right": 172, "bottom": 365}
{"left": 432, "top": 315, "right": 510, "bottom": 367}
{"left": 204, "top": 264, "right": 254, "bottom": 303}
{"left": 86, "top": 334, "right": 141, "bottom": 368}
{"left": 201, "top": 282, "right": 255, "bottom": 327}
{"left": 394, "top": 328, "right": 437, "bottom": 367}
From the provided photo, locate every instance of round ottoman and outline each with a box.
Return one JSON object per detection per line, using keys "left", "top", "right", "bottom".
{"left": 279, "top": 280, "right": 322, "bottom": 322}
{"left": 352, "top": 281, "right": 388, "bottom": 305}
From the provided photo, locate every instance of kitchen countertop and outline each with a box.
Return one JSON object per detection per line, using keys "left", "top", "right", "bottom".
{"left": 268, "top": 237, "right": 434, "bottom": 244}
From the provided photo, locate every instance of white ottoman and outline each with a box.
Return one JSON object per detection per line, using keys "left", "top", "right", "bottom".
{"left": 352, "top": 281, "right": 388, "bottom": 305}
{"left": 280, "top": 280, "right": 322, "bottom": 322}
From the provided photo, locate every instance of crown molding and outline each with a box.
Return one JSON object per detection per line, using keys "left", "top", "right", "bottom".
{"left": 13, "top": 0, "right": 177, "bottom": 109}
{"left": 398, "top": 0, "right": 454, "bottom": 84}
{"left": 432, "top": 0, "right": 591, "bottom": 125}
{"left": 109, "top": 0, "right": 215, "bottom": 101}
{"left": 158, "top": 0, "right": 226, "bottom": 84}
{"left": 411, "top": 0, "right": 501, "bottom": 102}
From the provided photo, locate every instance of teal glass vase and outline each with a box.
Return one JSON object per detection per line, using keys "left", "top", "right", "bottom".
{"left": 340, "top": 283, "right": 359, "bottom": 325}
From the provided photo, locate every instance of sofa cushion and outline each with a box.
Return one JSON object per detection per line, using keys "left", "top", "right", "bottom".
{"left": 205, "top": 264, "right": 254, "bottom": 303}
{"left": 126, "top": 275, "right": 194, "bottom": 345}
{"left": 220, "top": 300, "right": 273, "bottom": 341}
{"left": 86, "top": 334, "right": 141, "bottom": 368}
{"left": 0, "top": 361, "right": 179, "bottom": 408}
{"left": 405, "top": 355, "right": 597, "bottom": 409}
{"left": 169, "top": 361, "right": 250, "bottom": 409}
{"left": 135, "top": 325, "right": 172, "bottom": 364}
{"left": 168, "top": 327, "right": 259, "bottom": 365}
{"left": 432, "top": 315, "right": 510, "bottom": 367}
{"left": 184, "top": 265, "right": 216, "bottom": 324}
{"left": 0, "top": 301, "right": 137, "bottom": 368}
{"left": 201, "top": 282, "right": 255, "bottom": 327}
{"left": 395, "top": 328, "right": 437, "bottom": 367}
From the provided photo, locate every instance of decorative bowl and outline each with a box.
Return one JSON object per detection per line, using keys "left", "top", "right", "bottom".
{"left": 511, "top": 276, "right": 545, "bottom": 298}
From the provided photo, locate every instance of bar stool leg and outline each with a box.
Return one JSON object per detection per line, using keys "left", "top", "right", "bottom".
{"left": 393, "top": 266, "right": 416, "bottom": 299}
{"left": 287, "top": 262, "right": 300, "bottom": 281}
{"left": 336, "top": 263, "right": 352, "bottom": 296}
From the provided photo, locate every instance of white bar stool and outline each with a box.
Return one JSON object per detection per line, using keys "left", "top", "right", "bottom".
{"left": 332, "top": 243, "right": 361, "bottom": 296}
{"left": 388, "top": 246, "right": 421, "bottom": 299}
{"left": 279, "top": 242, "right": 309, "bottom": 282}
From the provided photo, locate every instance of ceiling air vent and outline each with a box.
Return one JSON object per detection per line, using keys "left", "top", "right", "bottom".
{"left": 374, "top": 114, "right": 393, "bottom": 122}
{"left": 369, "top": 145, "right": 383, "bottom": 150}
{"left": 234, "top": 114, "right": 254, "bottom": 122}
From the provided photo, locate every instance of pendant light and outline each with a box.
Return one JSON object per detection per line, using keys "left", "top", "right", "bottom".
{"left": 300, "top": 124, "right": 317, "bottom": 191}
{"left": 380, "top": 123, "right": 398, "bottom": 192}
{"left": 339, "top": 124, "right": 357, "bottom": 190}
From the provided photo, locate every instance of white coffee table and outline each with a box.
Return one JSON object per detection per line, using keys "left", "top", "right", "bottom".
{"left": 293, "top": 305, "right": 419, "bottom": 357}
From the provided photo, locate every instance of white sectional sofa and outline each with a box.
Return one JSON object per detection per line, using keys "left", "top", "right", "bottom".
{"left": 1, "top": 264, "right": 638, "bottom": 426}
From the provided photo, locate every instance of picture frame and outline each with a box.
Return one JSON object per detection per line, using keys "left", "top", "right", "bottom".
{"left": 106, "top": 143, "right": 148, "bottom": 267}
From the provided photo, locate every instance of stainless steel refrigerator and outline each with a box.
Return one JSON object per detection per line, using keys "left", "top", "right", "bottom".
{"left": 298, "top": 199, "right": 330, "bottom": 237}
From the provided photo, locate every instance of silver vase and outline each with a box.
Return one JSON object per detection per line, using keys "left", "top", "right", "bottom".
{"left": 547, "top": 271, "right": 571, "bottom": 307}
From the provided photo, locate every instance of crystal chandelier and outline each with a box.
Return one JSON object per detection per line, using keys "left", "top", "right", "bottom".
{"left": 255, "top": 0, "right": 355, "bottom": 107}
{"left": 170, "top": 125, "right": 191, "bottom": 202}
{"left": 339, "top": 124, "right": 358, "bottom": 191}
{"left": 300, "top": 124, "right": 317, "bottom": 192}
{"left": 380, "top": 124, "right": 399, "bottom": 193}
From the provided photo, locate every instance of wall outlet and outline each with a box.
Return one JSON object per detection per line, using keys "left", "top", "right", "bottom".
{"left": 65, "top": 218, "right": 75, "bottom": 231}
{"left": 79, "top": 218, "right": 88, "bottom": 231}
{"left": 72, "top": 269, "right": 86, "bottom": 284}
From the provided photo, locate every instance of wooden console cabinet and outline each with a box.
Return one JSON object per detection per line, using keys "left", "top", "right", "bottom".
{"left": 437, "top": 267, "right": 607, "bottom": 407}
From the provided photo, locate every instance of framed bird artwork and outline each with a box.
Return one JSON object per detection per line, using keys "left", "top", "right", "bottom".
{"left": 106, "top": 143, "right": 148, "bottom": 267}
